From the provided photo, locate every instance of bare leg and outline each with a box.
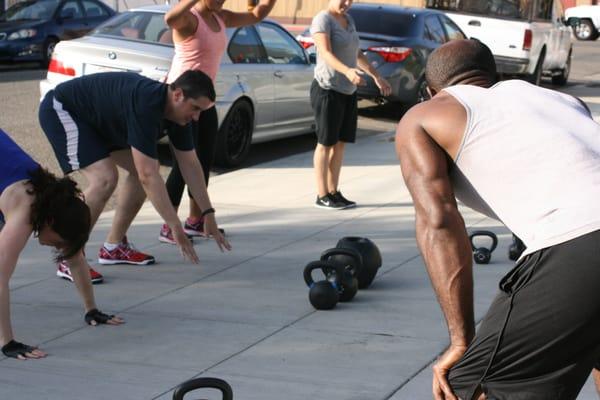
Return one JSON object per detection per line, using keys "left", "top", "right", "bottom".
{"left": 79, "top": 158, "right": 119, "bottom": 227}
{"left": 594, "top": 368, "right": 600, "bottom": 397}
{"left": 314, "top": 143, "right": 333, "bottom": 197}
{"left": 327, "top": 141, "right": 345, "bottom": 193}
{"left": 105, "top": 149, "right": 146, "bottom": 244}
{"left": 189, "top": 199, "right": 202, "bottom": 220}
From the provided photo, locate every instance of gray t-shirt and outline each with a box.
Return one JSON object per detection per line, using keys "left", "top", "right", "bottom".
{"left": 310, "top": 10, "right": 360, "bottom": 95}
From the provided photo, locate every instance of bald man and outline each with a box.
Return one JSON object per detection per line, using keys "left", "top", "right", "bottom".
{"left": 395, "top": 39, "right": 600, "bottom": 400}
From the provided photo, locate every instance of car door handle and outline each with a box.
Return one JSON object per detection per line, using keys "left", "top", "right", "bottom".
{"left": 274, "top": 70, "right": 284, "bottom": 78}
{"left": 468, "top": 20, "right": 481, "bottom": 26}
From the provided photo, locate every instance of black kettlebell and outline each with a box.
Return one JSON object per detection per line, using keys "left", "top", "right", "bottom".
{"left": 469, "top": 230, "right": 498, "bottom": 264}
{"left": 303, "top": 260, "right": 344, "bottom": 310}
{"left": 172, "top": 377, "right": 233, "bottom": 400}
{"left": 508, "top": 234, "right": 526, "bottom": 261}
{"left": 336, "top": 237, "right": 382, "bottom": 288}
{"left": 320, "top": 248, "right": 362, "bottom": 302}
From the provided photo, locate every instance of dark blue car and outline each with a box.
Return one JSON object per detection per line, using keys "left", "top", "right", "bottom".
{"left": 0, "top": 0, "right": 114, "bottom": 64}
{"left": 298, "top": 4, "right": 467, "bottom": 105}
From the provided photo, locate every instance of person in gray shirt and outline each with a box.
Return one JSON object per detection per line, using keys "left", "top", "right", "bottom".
{"left": 310, "top": 0, "right": 391, "bottom": 210}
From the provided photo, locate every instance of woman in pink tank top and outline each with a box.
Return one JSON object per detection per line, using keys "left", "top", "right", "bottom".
{"left": 160, "top": 0, "right": 277, "bottom": 242}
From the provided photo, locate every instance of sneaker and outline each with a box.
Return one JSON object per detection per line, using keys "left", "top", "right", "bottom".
{"left": 158, "top": 224, "right": 193, "bottom": 245}
{"left": 98, "top": 237, "right": 155, "bottom": 265}
{"left": 314, "top": 193, "right": 344, "bottom": 210}
{"left": 331, "top": 191, "right": 356, "bottom": 209}
{"left": 56, "top": 261, "right": 104, "bottom": 284}
{"left": 184, "top": 218, "right": 225, "bottom": 238}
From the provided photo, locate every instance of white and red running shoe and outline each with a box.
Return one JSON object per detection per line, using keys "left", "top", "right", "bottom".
{"left": 56, "top": 261, "right": 104, "bottom": 284}
{"left": 98, "top": 236, "right": 155, "bottom": 265}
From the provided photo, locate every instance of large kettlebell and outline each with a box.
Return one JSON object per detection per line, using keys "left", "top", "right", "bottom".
{"left": 173, "top": 377, "right": 233, "bottom": 400}
{"left": 508, "top": 234, "right": 526, "bottom": 261}
{"left": 469, "top": 230, "right": 498, "bottom": 264}
{"left": 303, "top": 260, "right": 344, "bottom": 310}
{"left": 336, "top": 237, "right": 382, "bottom": 288}
{"left": 320, "top": 248, "right": 362, "bottom": 302}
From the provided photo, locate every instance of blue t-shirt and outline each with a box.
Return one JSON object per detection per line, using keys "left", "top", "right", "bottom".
{"left": 53, "top": 72, "right": 194, "bottom": 158}
{"left": 0, "top": 128, "right": 40, "bottom": 222}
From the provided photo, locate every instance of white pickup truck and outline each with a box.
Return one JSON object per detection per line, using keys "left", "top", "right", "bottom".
{"left": 426, "top": 0, "right": 573, "bottom": 86}
{"left": 565, "top": 5, "right": 600, "bottom": 40}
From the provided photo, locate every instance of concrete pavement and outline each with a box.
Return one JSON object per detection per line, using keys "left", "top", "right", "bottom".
{"left": 2, "top": 90, "right": 599, "bottom": 399}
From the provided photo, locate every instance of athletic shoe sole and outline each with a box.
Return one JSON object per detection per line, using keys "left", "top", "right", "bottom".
{"left": 56, "top": 269, "right": 104, "bottom": 284}
{"left": 98, "top": 258, "right": 155, "bottom": 266}
{"left": 158, "top": 235, "right": 177, "bottom": 245}
{"left": 314, "top": 203, "right": 347, "bottom": 210}
{"left": 184, "top": 228, "right": 226, "bottom": 238}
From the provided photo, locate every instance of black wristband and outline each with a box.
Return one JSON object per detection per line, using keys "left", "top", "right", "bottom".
{"left": 200, "top": 207, "right": 215, "bottom": 217}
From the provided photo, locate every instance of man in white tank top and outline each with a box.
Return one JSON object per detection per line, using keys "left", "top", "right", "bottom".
{"left": 395, "top": 39, "right": 600, "bottom": 400}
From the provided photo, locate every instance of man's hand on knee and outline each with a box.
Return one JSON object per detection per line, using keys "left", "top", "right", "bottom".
{"left": 433, "top": 344, "right": 468, "bottom": 400}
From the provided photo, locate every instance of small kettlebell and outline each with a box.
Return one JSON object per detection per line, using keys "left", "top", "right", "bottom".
{"left": 508, "top": 234, "right": 526, "bottom": 261}
{"left": 336, "top": 237, "right": 382, "bottom": 288}
{"left": 303, "top": 260, "right": 344, "bottom": 310}
{"left": 172, "top": 377, "right": 233, "bottom": 400}
{"left": 320, "top": 248, "right": 362, "bottom": 302}
{"left": 469, "top": 230, "right": 498, "bottom": 264}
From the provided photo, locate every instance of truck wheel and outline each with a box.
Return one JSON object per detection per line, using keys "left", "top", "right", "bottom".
{"left": 573, "top": 19, "right": 599, "bottom": 41}
{"left": 527, "top": 51, "right": 545, "bottom": 86}
{"left": 552, "top": 48, "right": 571, "bottom": 86}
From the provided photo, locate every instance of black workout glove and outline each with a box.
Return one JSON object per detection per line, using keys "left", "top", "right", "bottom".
{"left": 84, "top": 308, "right": 114, "bottom": 325}
{"left": 1, "top": 340, "right": 37, "bottom": 358}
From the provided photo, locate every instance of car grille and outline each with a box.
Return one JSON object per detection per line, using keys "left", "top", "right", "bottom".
{"left": 0, "top": 33, "right": 6, "bottom": 41}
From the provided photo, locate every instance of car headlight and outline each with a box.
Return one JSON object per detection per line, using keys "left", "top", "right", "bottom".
{"left": 8, "top": 29, "right": 37, "bottom": 40}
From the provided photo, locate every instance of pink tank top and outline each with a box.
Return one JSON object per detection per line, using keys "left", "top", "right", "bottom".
{"left": 167, "top": 8, "right": 227, "bottom": 83}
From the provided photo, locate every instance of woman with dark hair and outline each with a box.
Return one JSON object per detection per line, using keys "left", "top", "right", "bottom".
{"left": 159, "top": 0, "right": 277, "bottom": 243}
{"left": 0, "top": 128, "right": 122, "bottom": 360}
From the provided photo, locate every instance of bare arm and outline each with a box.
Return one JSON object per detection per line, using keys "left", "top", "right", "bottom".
{"left": 219, "top": 0, "right": 277, "bottom": 28}
{"left": 357, "top": 51, "right": 391, "bottom": 96}
{"left": 131, "top": 148, "right": 199, "bottom": 263}
{"left": 396, "top": 108, "right": 474, "bottom": 399}
{"left": 164, "top": 0, "right": 199, "bottom": 38}
{"left": 172, "top": 148, "right": 231, "bottom": 252}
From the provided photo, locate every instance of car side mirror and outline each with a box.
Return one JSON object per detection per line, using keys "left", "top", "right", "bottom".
{"left": 567, "top": 17, "right": 580, "bottom": 27}
{"left": 309, "top": 52, "right": 316, "bottom": 64}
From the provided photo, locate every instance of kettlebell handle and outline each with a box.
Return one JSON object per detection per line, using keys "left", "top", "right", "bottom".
{"left": 172, "top": 377, "right": 233, "bottom": 400}
{"left": 468, "top": 230, "right": 498, "bottom": 252}
{"left": 320, "top": 248, "right": 363, "bottom": 272}
{"left": 303, "top": 260, "right": 344, "bottom": 288}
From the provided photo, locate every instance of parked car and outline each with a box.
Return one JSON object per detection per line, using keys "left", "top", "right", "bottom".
{"left": 426, "top": 0, "right": 573, "bottom": 86}
{"left": 40, "top": 5, "right": 315, "bottom": 167}
{"left": 0, "top": 0, "right": 115, "bottom": 64}
{"left": 297, "top": 4, "right": 467, "bottom": 105}
{"left": 565, "top": 5, "right": 600, "bottom": 40}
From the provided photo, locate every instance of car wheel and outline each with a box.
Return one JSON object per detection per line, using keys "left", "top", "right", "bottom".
{"left": 573, "top": 20, "right": 599, "bottom": 41}
{"left": 527, "top": 51, "right": 545, "bottom": 86}
{"left": 552, "top": 48, "right": 571, "bottom": 86}
{"left": 41, "top": 38, "right": 58, "bottom": 67}
{"left": 215, "top": 100, "right": 254, "bottom": 168}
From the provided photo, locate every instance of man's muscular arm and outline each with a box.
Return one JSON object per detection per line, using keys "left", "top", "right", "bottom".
{"left": 395, "top": 106, "right": 475, "bottom": 399}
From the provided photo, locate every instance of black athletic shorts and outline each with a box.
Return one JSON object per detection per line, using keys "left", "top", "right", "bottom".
{"left": 448, "top": 229, "right": 600, "bottom": 400}
{"left": 39, "top": 90, "right": 121, "bottom": 174}
{"left": 310, "top": 80, "right": 357, "bottom": 146}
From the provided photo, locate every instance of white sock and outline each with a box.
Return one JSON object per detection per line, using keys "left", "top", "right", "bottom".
{"left": 104, "top": 242, "right": 119, "bottom": 251}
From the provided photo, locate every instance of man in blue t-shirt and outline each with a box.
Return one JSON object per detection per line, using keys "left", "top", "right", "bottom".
{"left": 39, "top": 70, "right": 231, "bottom": 283}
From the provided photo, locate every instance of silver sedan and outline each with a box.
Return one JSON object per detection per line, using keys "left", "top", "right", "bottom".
{"left": 39, "top": 4, "right": 315, "bottom": 167}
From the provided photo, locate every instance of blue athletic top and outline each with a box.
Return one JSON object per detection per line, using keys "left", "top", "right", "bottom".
{"left": 0, "top": 128, "right": 39, "bottom": 222}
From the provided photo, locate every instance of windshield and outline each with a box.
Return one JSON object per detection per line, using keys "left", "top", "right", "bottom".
{"left": 426, "top": 0, "right": 532, "bottom": 20}
{"left": 0, "top": 0, "right": 60, "bottom": 21}
{"left": 92, "top": 10, "right": 171, "bottom": 44}
{"left": 349, "top": 9, "right": 417, "bottom": 37}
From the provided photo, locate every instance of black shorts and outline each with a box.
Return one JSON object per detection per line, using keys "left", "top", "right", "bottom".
{"left": 448, "top": 229, "right": 600, "bottom": 400}
{"left": 39, "top": 90, "right": 118, "bottom": 174}
{"left": 310, "top": 80, "right": 357, "bottom": 146}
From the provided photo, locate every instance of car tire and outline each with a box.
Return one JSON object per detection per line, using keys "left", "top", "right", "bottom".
{"left": 41, "top": 37, "right": 58, "bottom": 67}
{"left": 527, "top": 50, "right": 545, "bottom": 86}
{"left": 552, "top": 48, "right": 571, "bottom": 86}
{"left": 573, "top": 19, "right": 599, "bottom": 41}
{"left": 215, "top": 100, "right": 254, "bottom": 168}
